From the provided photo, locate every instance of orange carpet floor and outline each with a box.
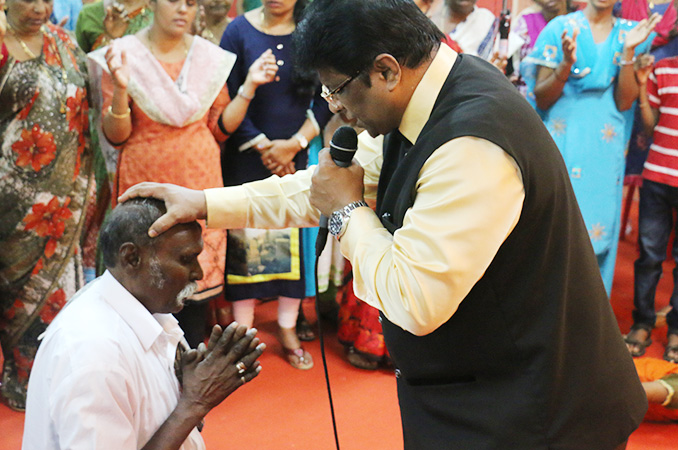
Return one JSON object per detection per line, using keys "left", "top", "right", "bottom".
{"left": 2, "top": 200, "right": 678, "bottom": 449}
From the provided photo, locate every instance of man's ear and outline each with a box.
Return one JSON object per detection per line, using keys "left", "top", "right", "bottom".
{"left": 119, "top": 242, "right": 141, "bottom": 270}
{"left": 372, "top": 53, "right": 402, "bottom": 91}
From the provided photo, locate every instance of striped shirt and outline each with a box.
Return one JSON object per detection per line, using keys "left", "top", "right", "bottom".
{"left": 644, "top": 56, "right": 678, "bottom": 187}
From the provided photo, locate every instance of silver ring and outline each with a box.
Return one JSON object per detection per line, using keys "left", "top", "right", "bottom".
{"left": 240, "top": 376, "right": 246, "bottom": 385}
{"left": 236, "top": 361, "right": 247, "bottom": 374}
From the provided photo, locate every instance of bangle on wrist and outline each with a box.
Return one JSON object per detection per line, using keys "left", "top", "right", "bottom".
{"left": 658, "top": 379, "right": 675, "bottom": 407}
{"left": 620, "top": 56, "right": 636, "bottom": 66}
{"left": 107, "top": 104, "right": 130, "bottom": 119}
{"left": 237, "top": 85, "right": 254, "bottom": 101}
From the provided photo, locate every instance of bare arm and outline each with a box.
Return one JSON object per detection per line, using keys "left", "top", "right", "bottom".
{"left": 534, "top": 29, "right": 577, "bottom": 111}
{"left": 101, "top": 47, "right": 132, "bottom": 144}
{"left": 614, "top": 14, "right": 661, "bottom": 112}
{"left": 219, "top": 49, "right": 278, "bottom": 136}
{"left": 635, "top": 54, "right": 660, "bottom": 136}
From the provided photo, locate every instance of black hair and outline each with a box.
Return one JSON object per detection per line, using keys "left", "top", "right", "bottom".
{"left": 98, "top": 198, "right": 167, "bottom": 269}
{"left": 289, "top": 0, "right": 318, "bottom": 97}
{"left": 292, "top": 0, "right": 444, "bottom": 78}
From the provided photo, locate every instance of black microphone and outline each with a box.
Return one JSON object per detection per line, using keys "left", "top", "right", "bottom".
{"left": 316, "top": 126, "right": 358, "bottom": 256}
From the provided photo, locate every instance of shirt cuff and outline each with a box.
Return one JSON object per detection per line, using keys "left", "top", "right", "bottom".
{"left": 306, "top": 109, "right": 320, "bottom": 135}
{"left": 238, "top": 133, "right": 267, "bottom": 152}
{"left": 339, "top": 206, "right": 382, "bottom": 260}
{"left": 204, "top": 186, "right": 249, "bottom": 229}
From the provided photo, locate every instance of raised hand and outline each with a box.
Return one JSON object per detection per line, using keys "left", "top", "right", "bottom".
{"left": 247, "top": 49, "right": 279, "bottom": 86}
{"left": 635, "top": 53, "right": 655, "bottom": 85}
{"left": 625, "top": 13, "right": 661, "bottom": 52}
{"left": 561, "top": 27, "right": 579, "bottom": 66}
{"left": 105, "top": 46, "right": 129, "bottom": 89}
{"left": 104, "top": 2, "right": 130, "bottom": 39}
{"left": 193, "top": 4, "right": 206, "bottom": 37}
{"left": 489, "top": 50, "right": 507, "bottom": 74}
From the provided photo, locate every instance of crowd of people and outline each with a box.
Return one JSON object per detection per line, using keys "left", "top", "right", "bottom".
{"left": 2, "top": 0, "right": 678, "bottom": 447}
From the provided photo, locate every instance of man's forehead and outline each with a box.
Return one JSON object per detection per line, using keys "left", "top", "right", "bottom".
{"left": 154, "top": 223, "right": 203, "bottom": 250}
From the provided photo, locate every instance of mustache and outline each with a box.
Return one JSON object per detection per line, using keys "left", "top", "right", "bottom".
{"left": 177, "top": 282, "right": 198, "bottom": 301}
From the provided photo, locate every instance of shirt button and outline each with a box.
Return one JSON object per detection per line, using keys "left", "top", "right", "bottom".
{"left": 276, "top": 43, "right": 283, "bottom": 50}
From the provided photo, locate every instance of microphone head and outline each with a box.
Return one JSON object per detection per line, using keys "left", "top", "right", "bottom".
{"left": 329, "top": 126, "right": 358, "bottom": 166}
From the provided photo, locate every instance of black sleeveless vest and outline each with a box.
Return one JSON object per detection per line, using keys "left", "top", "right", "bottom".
{"left": 376, "top": 54, "right": 646, "bottom": 450}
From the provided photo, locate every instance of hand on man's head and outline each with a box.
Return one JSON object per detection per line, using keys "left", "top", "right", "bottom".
{"left": 118, "top": 183, "right": 208, "bottom": 237}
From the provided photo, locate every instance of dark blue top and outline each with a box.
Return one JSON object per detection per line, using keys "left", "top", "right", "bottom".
{"left": 219, "top": 16, "right": 332, "bottom": 185}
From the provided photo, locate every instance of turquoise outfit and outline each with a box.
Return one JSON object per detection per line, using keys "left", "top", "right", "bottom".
{"left": 522, "top": 11, "right": 652, "bottom": 294}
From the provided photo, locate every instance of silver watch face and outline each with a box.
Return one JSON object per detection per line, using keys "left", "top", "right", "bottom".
{"left": 329, "top": 211, "right": 344, "bottom": 236}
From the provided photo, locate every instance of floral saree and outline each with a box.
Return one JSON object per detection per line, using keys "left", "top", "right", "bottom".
{"left": 0, "top": 24, "right": 92, "bottom": 410}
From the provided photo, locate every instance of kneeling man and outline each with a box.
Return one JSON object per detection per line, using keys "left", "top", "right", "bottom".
{"left": 23, "top": 198, "right": 264, "bottom": 450}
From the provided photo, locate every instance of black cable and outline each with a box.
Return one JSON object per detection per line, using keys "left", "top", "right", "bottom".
{"left": 314, "top": 227, "right": 341, "bottom": 450}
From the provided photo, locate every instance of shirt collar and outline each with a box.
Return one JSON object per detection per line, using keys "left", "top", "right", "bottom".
{"left": 99, "top": 270, "right": 184, "bottom": 351}
{"left": 399, "top": 44, "right": 458, "bottom": 145}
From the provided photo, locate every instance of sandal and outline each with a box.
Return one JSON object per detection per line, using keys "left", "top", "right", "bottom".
{"left": 623, "top": 324, "right": 653, "bottom": 357}
{"left": 283, "top": 346, "right": 314, "bottom": 370}
{"left": 346, "top": 346, "right": 379, "bottom": 370}
{"left": 665, "top": 332, "right": 678, "bottom": 363}
{"left": 296, "top": 315, "right": 316, "bottom": 342}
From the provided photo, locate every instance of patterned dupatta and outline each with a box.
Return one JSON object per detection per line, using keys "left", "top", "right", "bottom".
{"left": 87, "top": 35, "right": 235, "bottom": 189}
{"left": 88, "top": 34, "right": 236, "bottom": 127}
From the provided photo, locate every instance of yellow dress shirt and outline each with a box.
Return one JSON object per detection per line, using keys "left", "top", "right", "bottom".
{"left": 205, "top": 44, "right": 525, "bottom": 336}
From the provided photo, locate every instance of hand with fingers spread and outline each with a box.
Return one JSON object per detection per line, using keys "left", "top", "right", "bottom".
{"left": 624, "top": 13, "right": 661, "bottom": 53}
{"left": 105, "top": 46, "right": 129, "bottom": 89}
{"left": 118, "top": 182, "right": 208, "bottom": 237}
{"left": 179, "top": 322, "right": 265, "bottom": 415}
{"left": 104, "top": 2, "right": 130, "bottom": 40}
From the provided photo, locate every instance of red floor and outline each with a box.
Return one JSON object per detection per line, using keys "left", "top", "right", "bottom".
{"left": 2, "top": 197, "right": 677, "bottom": 449}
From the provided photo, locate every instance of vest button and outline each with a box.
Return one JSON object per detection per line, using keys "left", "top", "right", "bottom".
{"left": 394, "top": 368, "right": 401, "bottom": 379}
{"left": 378, "top": 316, "right": 383, "bottom": 324}
{"left": 382, "top": 212, "right": 391, "bottom": 220}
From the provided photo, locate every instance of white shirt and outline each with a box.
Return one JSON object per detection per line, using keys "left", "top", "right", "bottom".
{"left": 22, "top": 271, "right": 205, "bottom": 450}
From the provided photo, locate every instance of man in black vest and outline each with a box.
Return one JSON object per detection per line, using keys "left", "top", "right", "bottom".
{"left": 120, "top": 0, "right": 647, "bottom": 448}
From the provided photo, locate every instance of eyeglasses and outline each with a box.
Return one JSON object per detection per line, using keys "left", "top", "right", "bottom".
{"left": 321, "top": 72, "right": 359, "bottom": 104}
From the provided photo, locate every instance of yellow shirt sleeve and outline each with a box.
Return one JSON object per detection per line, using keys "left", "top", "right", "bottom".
{"left": 204, "top": 134, "right": 524, "bottom": 337}
{"left": 340, "top": 136, "right": 525, "bottom": 336}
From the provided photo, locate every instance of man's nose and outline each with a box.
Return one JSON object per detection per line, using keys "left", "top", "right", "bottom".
{"left": 192, "top": 262, "right": 204, "bottom": 281}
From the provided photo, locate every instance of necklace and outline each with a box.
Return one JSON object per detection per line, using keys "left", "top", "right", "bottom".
{"left": 8, "top": 24, "right": 70, "bottom": 114}
{"left": 7, "top": 23, "right": 40, "bottom": 59}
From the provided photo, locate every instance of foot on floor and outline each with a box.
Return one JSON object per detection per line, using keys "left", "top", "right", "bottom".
{"left": 624, "top": 325, "right": 653, "bottom": 357}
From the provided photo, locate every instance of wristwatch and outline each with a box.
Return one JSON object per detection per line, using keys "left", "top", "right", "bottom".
{"left": 329, "top": 200, "right": 369, "bottom": 238}
{"left": 294, "top": 133, "right": 309, "bottom": 150}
